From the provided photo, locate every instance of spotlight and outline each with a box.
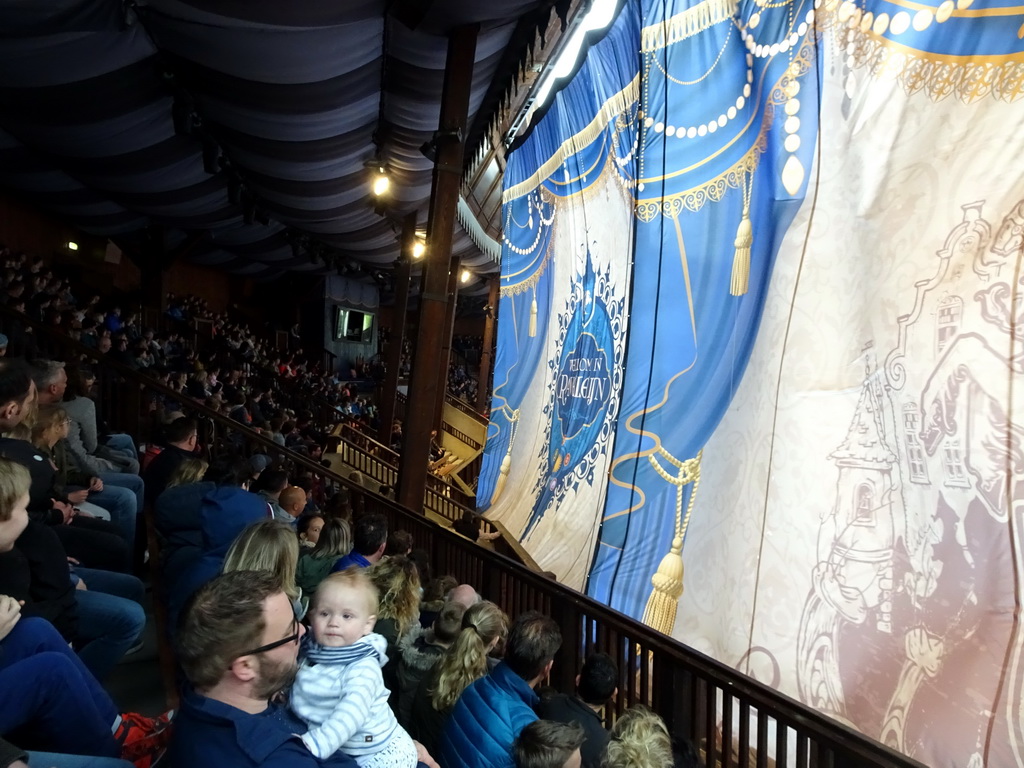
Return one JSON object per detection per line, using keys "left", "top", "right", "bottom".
{"left": 460, "top": 269, "right": 470, "bottom": 284}
{"left": 371, "top": 167, "right": 390, "bottom": 197}
{"left": 412, "top": 240, "right": 426, "bottom": 259}
{"left": 66, "top": 242, "right": 79, "bottom": 251}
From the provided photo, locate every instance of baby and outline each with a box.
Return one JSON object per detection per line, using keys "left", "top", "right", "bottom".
{"left": 290, "top": 568, "right": 417, "bottom": 767}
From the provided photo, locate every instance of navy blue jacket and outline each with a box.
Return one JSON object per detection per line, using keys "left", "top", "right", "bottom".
{"left": 440, "top": 662, "right": 539, "bottom": 768}
{"left": 167, "top": 689, "right": 431, "bottom": 768}
{"left": 166, "top": 689, "right": 358, "bottom": 768}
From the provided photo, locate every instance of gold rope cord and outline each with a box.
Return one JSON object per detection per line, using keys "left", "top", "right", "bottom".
{"left": 641, "top": 449, "right": 703, "bottom": 634}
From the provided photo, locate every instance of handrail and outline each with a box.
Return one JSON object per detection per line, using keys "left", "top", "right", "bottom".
{"left": 445, "top": 391, "right": 488, "bottom": 424}
{"left": 4, "top": 305, "right": 923, "bottom": 767}
{"left": 441, "top": 420, "right": 482, "bottom": 451}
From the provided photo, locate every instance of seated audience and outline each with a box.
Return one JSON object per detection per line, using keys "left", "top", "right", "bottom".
{"left": 331, "top": 512, "right": 387, "bottom": 572}
{"left": 0, "top": 359, "right": 127, "bottom": 572}
{"left": 255, "top": 469, "right": 289, "bottom": 522}
{"left": 408, "top": 600, "right": 508, "bottom": 756}
{"left": 297, "top": 513, "right": 325, "bottom": 549}
{"left": 166, "top": 459, "right": 270, "bottom": 626}
{"left": 385, "top": 530, "right": 413, "bottom": 557}
{"left": 31, "top": 404, "right": 138, "bottom": 566}
{"left": 278, "top": 485, "right": 308, "bottom": 525}
{"left": 296, "top": 518, "right": 351, "bottom": 595}
{"left": 168, "top": 571, "right": 436, "bottom": 767}
{"left": 418, "top": 575, "right": 458, "bottom": 629}
{"left": 453, "top": 510, "right": 501, "bottom": 546}
{"left": 514, "top": 721, "right": 585, "bottom": 768}
{"left": 141, "top": 417, "right": 198, "bottom": 506}
{"left": 536, "top": 653, "right": 617, "bottom": 768}
{"left": 290, "top": 569, "right": 418, "bottom": 765}
{"left": 368, "top": 555, "right": 421, "bottom": 706}
{"left": 396, "top": 601, "right": 466, "bottom": 727}
{"left": 441, "top": 611, "right": 562, "bottom": 768}
{"left": 600, "top": 707, "right": 698, "bottom": 768}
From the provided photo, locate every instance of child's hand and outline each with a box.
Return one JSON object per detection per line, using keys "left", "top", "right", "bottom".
{"left": 414, "top": 741, "right": 440, "bottom": 768}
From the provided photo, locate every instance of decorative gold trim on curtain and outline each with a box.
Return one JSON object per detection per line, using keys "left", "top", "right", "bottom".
{"left": 502, "top": 75, "right": 641, "bottom": 203}
{"left": 820, "top": 8, "right": 1024, "bottom": 103}
{"left": 641, "top": 0, "right": 739, "bottom": 53}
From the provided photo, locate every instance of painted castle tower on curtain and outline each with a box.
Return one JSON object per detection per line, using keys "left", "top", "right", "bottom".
{"left": 798, "top": 198, "right": 1024, "bottom": 765}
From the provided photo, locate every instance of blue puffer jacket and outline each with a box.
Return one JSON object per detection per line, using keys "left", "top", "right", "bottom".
{"left": 166, "top": 485, "right": 269, "bottom": 626}
{"left": 440, "top": 662, "right": 538, "bottom": 768}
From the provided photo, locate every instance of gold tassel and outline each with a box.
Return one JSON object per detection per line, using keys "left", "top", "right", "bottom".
{"left": 730, "top": 172, "right": 754, "bottom": 297}
{"left": 492, "top": 451, "right": 512, "bottom": 503}
{"left": 641, "top": 535, "right": 684, "bottom": 635}
{"left": 730, "top": 211, "right": 752, "bottom": 296}
{"left": 528, "top": 294, "right": 538, "bottom": 337}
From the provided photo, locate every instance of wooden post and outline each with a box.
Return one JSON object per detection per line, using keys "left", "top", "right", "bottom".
{"left": 397, "top": 25, "right": 478, "bottom": 512}
{"left": 433, "top": 255, "right": 461, "bottom": 430}
{"left": 378, "top": 213, "right": 415, "bottom": 445}
{"left": 476, "top": 275, "right": 498, "bottom": 414}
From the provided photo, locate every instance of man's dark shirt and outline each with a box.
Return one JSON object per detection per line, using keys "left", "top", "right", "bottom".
{"left": 535, "top": 693, "right": 609, "bottom": 768}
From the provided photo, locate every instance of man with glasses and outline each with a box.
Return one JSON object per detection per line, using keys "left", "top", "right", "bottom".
{"left": 169, "top": 571, "right": 439, "bottom": 767}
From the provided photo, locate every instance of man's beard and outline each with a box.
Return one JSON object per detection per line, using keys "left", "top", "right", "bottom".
{"left": 253, "top": 655, "right": 297, "bottom": 700}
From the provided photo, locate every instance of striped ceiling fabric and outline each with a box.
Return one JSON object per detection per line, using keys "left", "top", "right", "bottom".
{"left": 0, "top": 0, "right": 550, "bottom": 280}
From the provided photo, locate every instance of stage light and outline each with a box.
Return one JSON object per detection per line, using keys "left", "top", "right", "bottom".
{"left": 372, "top": 167, "right": 390, "bottom": 197}
{"left": 66, "top": 242, "right": 79, "bottom": 251}
{"left": 460, "top": 269, "right": 470, "bottom": 284}
{"left": 412, "top": 240, "right": 426, "bottom": 259}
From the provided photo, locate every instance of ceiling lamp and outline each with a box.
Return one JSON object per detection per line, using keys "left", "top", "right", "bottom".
{"left": 460, "top": 269, "right": 471, "bottom": 284}
{"left": 66, "top": 241, "right": 79, "bottom": 251}
{"left": 412, "top": 240, "right": 426, "bottom": 259}
{"left": 371, "top": 166, "right": 390, "bottom": 197}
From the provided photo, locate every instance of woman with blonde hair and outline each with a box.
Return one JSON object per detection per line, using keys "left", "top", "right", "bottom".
{"left": 295, "top": 517, "right": 351, "bottom": 594}
{"left": 368, "top": 554, "right": 421, "bottom": 646}
{"left": 407, "top": 600, "right": 508, "bottom": 755}
{"left": 221, "top": 519, "right": 305, "bottom": 617}
{"left": 165, "top": 457, "right": 209, "bottom": 489}
{"left": 601, "top": 706, "right": 690, "bottom": 768}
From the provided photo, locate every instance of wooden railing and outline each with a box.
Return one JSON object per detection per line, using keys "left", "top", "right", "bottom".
{"left": 445, "top": 391, "right": 488, "bottom": 425}
{"left": 336, "top": 423, "right": 476, "bottom": 511}
{"left": 13, "top": 308, "right": 924, "bottom": 767}
{"left": 442, "top": 420, "right": 482, "bottom": 451}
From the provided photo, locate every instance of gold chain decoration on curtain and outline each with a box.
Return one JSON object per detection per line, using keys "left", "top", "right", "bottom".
{"left": 641, "top": 448, "right": 703, "bottom": 634}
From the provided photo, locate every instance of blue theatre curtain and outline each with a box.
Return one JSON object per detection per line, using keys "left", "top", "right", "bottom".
{"left": 477, "top": 4, "right": 640, "bottom": 586}
{"left": 586, "top": 0, "right": 821, "bottom": 624}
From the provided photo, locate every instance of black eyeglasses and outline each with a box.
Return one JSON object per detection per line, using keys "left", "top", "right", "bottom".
{"left": 237, "top": 618, "right": 300, "bottom": 659}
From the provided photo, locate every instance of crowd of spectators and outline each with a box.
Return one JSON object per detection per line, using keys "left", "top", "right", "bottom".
{"left": 0, "top": 247, "right": 695, "bottom": 768}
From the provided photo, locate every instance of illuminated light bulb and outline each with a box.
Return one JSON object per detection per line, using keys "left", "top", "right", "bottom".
{"left": 67, "top": 242, "right": 79, "bottom": 251}
{"left": 372, "top": 168, "right": 390, "bottom": 196}
{"left": 460, "top": 269, "right": 470, "bottom": 283}
{"left": 412, "top": 240, "right": 426, "bottom": 259}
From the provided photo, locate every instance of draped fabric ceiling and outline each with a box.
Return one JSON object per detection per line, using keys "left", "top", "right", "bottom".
{"left": 0, "top": 0, "right": 547, "bottom": 281}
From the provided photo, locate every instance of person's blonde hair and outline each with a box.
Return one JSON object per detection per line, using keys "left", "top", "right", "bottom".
{"left": 431, "top": 600, "right": 508, "bottom": 711}
{"left": 310, "top": 517, "right": 351, "bottom": 561}
{"left": 316, "top": 567, "right": 379, "bottom": 616}
{"left": 0, "top": 457, "right": 31, "bottom": 522}
{"left": 601, "top": 706, "right": 673, "bottom": 768}
{"left": 30, "top": 404, "right": 67, "bottom": 448}
{"left": 222, "top": 520, "right": 300, "bottom": 601}
{"left": 2, "top": 423, "right": 30, "bottom": 441}
{"left": 166, "top": 457, "right": 210, "bottom": 489}
{"left": 368, "top": 554, "right": 420, "bottom": 639}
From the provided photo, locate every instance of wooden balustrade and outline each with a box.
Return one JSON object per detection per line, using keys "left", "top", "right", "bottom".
{"left": 444, "top": 391, "right": 488, "bottom": 424}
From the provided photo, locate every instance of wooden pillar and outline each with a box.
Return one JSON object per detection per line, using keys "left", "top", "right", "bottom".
{"left": 476, "top": 275, "right": 498, "bottom": 414}
{"left": 397, "top": 25, "right": 478, "bottom": 512}
{"left": 378, "top": 213, "right": 416, "bottom": 445}
{"left": 433, "top": 255, "right": 460, "bottom": 430}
